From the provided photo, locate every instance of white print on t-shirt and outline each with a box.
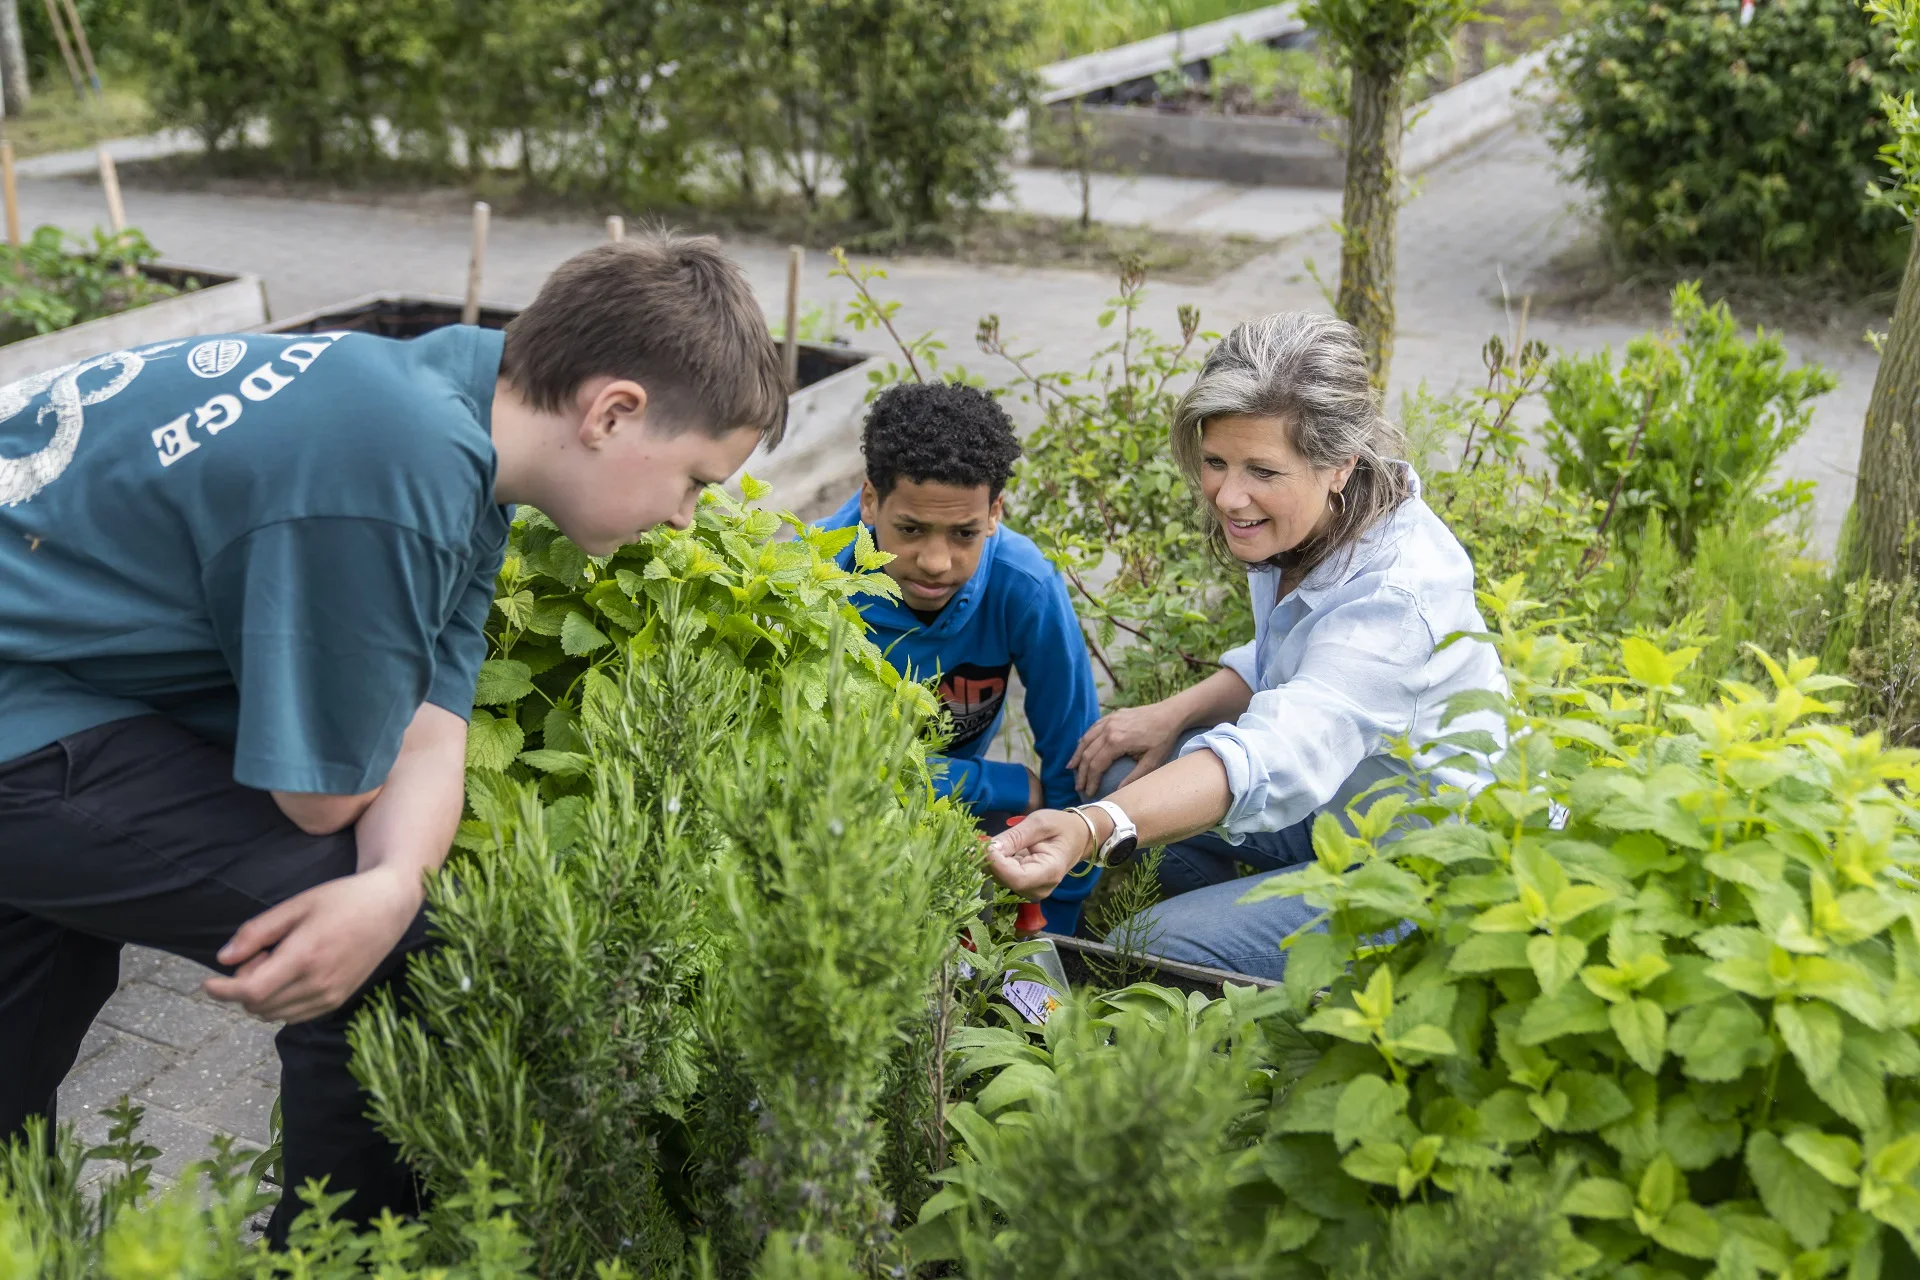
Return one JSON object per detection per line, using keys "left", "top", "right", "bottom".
{"left": 152, "top": 334, "right": 344, "bottom": 468}
{"left": 0, "top": 341, "right": 187, "bottom": 508}
{"left": 188, "top": 339, "right": 247, "bottom": 379}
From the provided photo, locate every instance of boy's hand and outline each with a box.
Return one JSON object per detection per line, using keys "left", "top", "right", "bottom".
{"left": 1027, "top": 766, "right": 1044, "bottom": 814}
{"left": 203, "top": 866, "right": 421, "bottom": 1024}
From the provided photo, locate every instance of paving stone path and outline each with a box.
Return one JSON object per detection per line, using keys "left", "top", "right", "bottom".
{"left": 16, "top": 119, "right": 1884, "bottom": 1176}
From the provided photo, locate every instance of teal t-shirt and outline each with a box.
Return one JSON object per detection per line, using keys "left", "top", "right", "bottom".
{"left": 0, "top": 326, "right": 510, "bottom": 794}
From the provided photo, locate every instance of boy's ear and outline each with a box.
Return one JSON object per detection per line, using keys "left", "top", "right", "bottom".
{"left": 577, "top": 378, "right": 649, "bottom": 450}
{"left": 987, "top": 490, "right": 1004, "bottom": 533}
{"left": 859, "top": 478, "right": 881, "bottom": 528}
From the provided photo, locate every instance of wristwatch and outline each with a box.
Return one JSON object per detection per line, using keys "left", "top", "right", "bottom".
{"left": 1069, "top": 799, "right": 1139, "bottom": 868}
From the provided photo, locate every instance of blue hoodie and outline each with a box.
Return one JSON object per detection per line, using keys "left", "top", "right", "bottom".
{"left": 820, "top": 491, "right": 1100, "bottom": 816}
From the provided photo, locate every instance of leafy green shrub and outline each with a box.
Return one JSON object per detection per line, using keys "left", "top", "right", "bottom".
{"left": 1254, "top": 595, "right": 1920, "bottom": 1274}
{"left": 120, "top": 0, "right": 452, "bottom": 169}
{"left": 118, "top": 0, "right": 1036, "bottom": 229}
{"left": 0, "top": 226, "right": 177, "bottom": 345}
{"left": 1547, "top": 0, "right": 1904, "bottom": 279}
{"left": 1541, "top": 282, "right": 1836, "bottom": 557}
{"left": 458, "top": 484, "right": 930, "bottom": 803}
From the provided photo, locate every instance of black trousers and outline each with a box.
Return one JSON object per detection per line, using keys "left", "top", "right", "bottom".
{"left": 0, "top": 714, "right": 426, "bottom": 1243}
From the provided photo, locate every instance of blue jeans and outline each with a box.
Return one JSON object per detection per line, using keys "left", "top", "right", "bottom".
{"left": 1094, "top": 751, "right": 1328, "bottom": 981}
{"left": 1129, "top": 825, "right": 1325, "bottom": 980}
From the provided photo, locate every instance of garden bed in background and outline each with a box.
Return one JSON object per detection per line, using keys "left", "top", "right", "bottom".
{"left": 1033, "top": 1, "right": 1559, "bottom": 186}
{"left": 0, "top": 258, "right": 271, "bottom": 385}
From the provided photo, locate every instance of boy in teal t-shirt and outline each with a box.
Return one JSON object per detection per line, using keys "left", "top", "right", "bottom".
{"left": 0, "top": 233, "right": 790, "bottom": 1242}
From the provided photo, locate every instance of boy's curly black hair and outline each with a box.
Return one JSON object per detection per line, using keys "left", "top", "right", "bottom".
{"left": 861, "top": 381, "right": 1023, "bottom": 500}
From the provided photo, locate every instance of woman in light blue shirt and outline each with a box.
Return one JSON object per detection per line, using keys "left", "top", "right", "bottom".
{"left": 986, "top": 311, "right": 1506, "bottom": 979}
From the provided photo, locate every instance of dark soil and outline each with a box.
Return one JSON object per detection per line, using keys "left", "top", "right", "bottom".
{"left": 112, "top": 151, "right": 1282, "bottom": 284}
{"left": 1526, "top": 226, "right": 1900, "bottom": 338}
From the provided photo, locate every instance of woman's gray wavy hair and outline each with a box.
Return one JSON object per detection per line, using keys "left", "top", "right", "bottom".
{"left": 1171, "top": 311, "right": 1410, "bottom": 581}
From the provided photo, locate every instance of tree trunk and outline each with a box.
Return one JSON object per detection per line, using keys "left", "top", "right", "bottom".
{"left": 0, "top": 0, "right": 30, "bottom": 118}
{"left": 1337, "top": 63, "right": 1406, "bottom": 391}
{"left": 1855, "top": 228, "right": 1920, "bottom": 583}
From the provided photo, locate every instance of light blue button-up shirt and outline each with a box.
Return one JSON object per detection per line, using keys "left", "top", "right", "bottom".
{"left": 1182, "top": 464, "right": 1507, "bottom": 841}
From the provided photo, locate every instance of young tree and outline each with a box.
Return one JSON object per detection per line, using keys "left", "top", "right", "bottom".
{"left": 1858, "top": 0, "right": 1920, "bottom": 582}
{"left": 1304, "top": 0, "right": 1477, "bottom": 388}
{"left": 0, "top": 0, "right": 29, "bottom": 117}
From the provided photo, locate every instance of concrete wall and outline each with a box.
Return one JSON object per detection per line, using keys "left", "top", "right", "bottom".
{"left": 0, "top": 266, "right": 270, "bottom": 386}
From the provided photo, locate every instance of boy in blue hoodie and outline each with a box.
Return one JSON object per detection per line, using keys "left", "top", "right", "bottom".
{"left": 819, "top": 382, "right": 1103, "bottom": 932}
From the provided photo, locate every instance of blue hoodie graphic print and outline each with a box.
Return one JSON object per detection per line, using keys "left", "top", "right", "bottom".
{"left": 818, "top": 491, "right": 1104, "bottom": 930}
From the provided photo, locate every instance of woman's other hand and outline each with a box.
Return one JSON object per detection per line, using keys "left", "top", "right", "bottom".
{"left": 1069, "top": 703, "right": 1182, "bottom": 798}
{"left": 985, "top": 809, "right": 1094, "bottom": 898}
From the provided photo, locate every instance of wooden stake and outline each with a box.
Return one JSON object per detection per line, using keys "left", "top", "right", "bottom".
{"left": 463, "top": 201, "right": 490, "bottom": 326}
{"left": 97, "top": 149, "right": 125, "bottom": 231}
{"left": 783, "top": 245, "right": 803, "bottom": 389}
{"left": 40, "top": 0, "right": 84, "bottom": 99}
{"left": 59, "top": 0, "right": 103, "bottom": 98}
{"left": 1, "top": 142, "right": 18, "bottom": 248}
{"left": 605, "top": 215, "right": 624, "bottom": 242}
{"left": 97, "top": 149, "right": 134, "bottom": 277}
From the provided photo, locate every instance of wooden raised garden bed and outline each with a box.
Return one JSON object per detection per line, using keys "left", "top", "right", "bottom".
{"left": 1032, "top": 2, "right": 1551, "bottom": 188}
{"left": 0, "top": 261, "right": 271, "bottom": 387}
{"left": 261, "top": 294, "right": 883, "bottom": 520}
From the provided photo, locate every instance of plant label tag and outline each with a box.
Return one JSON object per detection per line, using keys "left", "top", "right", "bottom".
{"left": 1002, "top": 977, "right": 1062, "bottom": 1025}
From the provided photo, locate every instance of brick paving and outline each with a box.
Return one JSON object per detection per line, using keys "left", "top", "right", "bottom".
{"left": 57, "top": 948, "right": 279, "bottom": 1185}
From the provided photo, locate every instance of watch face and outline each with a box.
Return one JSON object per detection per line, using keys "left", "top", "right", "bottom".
{"left": 1107, "top": 834, "right": 1140, "bottom": 867}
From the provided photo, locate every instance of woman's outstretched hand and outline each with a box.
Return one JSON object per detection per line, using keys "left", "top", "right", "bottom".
{"left": 985, "top": 809, "right": 1094, "bottom": 899}
{"left": 1069, "top": 702, "right": 1182, "bottom": 798}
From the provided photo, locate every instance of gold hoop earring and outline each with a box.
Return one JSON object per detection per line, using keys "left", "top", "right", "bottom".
{"left": 1329, "top": 489, "right": 1347, "bottom": 518}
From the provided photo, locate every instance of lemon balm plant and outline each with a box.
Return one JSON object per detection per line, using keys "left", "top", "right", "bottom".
{"left": 1252, "top": 582, "right": 1920, "bottom": 1274}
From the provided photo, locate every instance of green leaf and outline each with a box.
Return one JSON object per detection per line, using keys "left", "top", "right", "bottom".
{"left": 1748, "top": 1130, "right": 1846, "bottom": 1251}
{"left": 974, "top": 1062, "right": 1057, "bottom": 1117}
{"left": 1610, "top": 998, "right": 1667, "bottom": 1074}
{"left": 1529, "top": 932, "right": 1587, "bottom": 996}
{"left": 1807, "top": 1033, "right": 1890, "bottom": 1132}
{"left": 1518, "top": 982, "right": 1612, "bottom": 1045}
{"left": 1776, "top": 1000, "right": 1844, "bottom": 1082}
{"left": 1555, "top": 1071, "right": 1634, "bottom": 1133}
{"left": 1476, "top": 1089, "right": 1543, "bottom": 1144}
{"left": 738, "top": 472, "right": 771, "bottom": 502}
{"left": 560, "top": 610, "right": 611, "bottom": 656}
{"left": 1781, "top": 1128, "right": 1861, "bottom": 1188}
{"left": 1340, "top": 1142, "right": 1409, "bottom": 1188}
{"left": 1284, "top": 931, "right": 1344, "bottom": 1013}
{"left": 465, "top": 710, "right": 525, "bottom": 773}
{"left": 516, "top": 748, "right": 590, "bottom": 777}
{"left": 1651, "top": 1201, "right": 1721, "bottom": 1259}
{"left": 1561, "top": 1177, "right": 1635, "bottom": 1220}
{"left": 1450, "top": 932, "right": 1531, "bottom": 973}
{"left": 1387, "top": 1025, "right": 1457, "bottom": 1058}
{"left": 472, "top": 658, "right": 535, "bottom": 706}
{"left": 1333, "top": 1075, "right": 1409, "bottom": 1151}
{"left": 1670, "top": 999, "right": 1773, "bottom": 1082}
{"left": 1659, "top": 1096, "right": 1742, "bottom": 1171}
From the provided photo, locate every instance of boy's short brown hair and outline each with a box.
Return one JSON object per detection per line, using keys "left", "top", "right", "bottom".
{"left": 501, "top": 230, "right": 788, "bottom": 447}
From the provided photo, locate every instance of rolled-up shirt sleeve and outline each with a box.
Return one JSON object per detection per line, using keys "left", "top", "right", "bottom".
{"left": 1183, "top": 585, "right": 1433, "bottom": 839}
{"left": 1218, "top": 638, "right": 1259, "bottom": 692}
